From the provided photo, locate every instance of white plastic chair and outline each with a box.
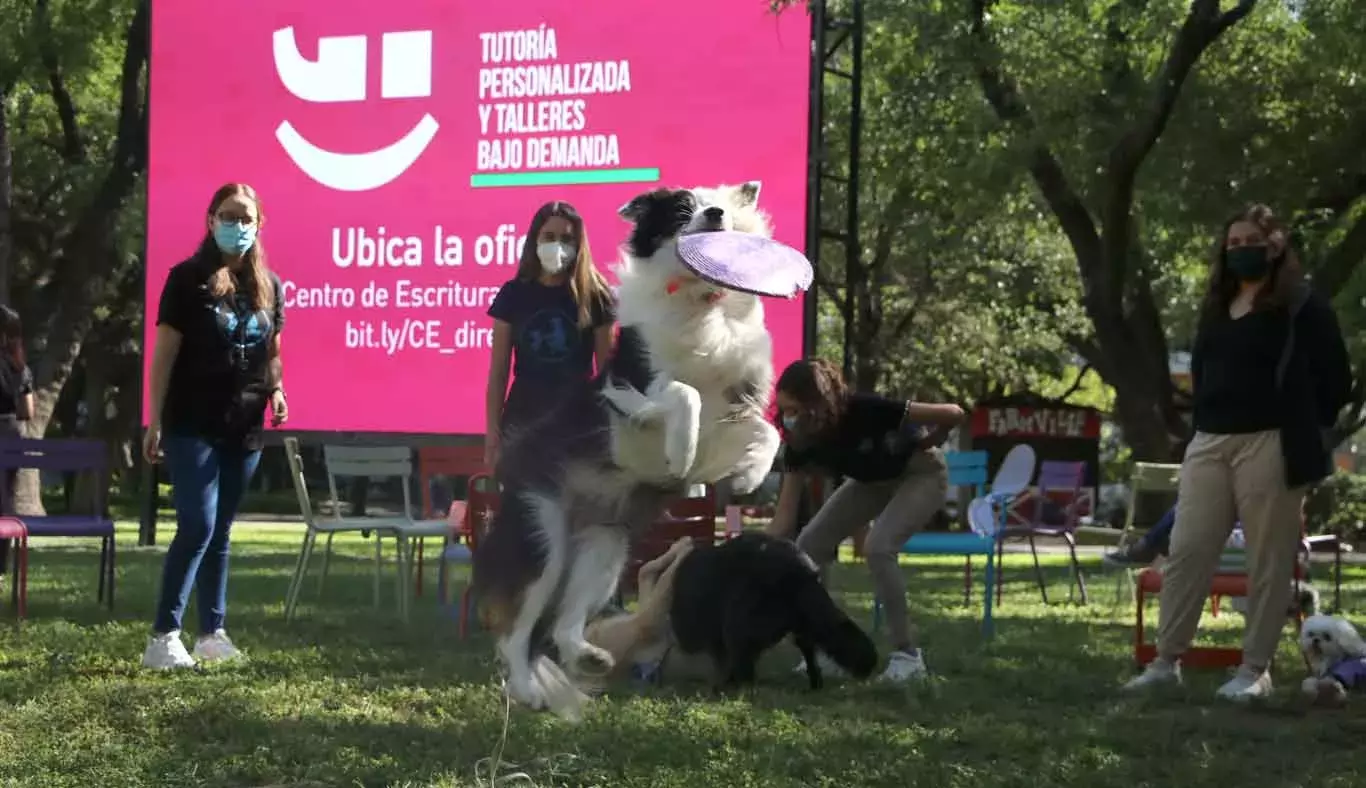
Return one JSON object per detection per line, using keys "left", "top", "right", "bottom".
{"left": 320, "top": 445, "right": 448, "bottom": 621}
{"left": 967, "top": 443, "right": 1037, "bottom": 537}
{"left": 282, "top": 438, "right": 405, "bottom": 621}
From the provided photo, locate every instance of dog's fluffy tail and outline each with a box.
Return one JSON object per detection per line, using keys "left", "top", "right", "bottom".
{"left": 792, "top": 576, "right": 878, "bottom": 679}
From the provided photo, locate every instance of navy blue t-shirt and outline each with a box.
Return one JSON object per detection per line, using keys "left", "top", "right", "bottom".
{"left": 488, "top": 278, "right": 613, "bottom": 424}
{"left": 783, "top": 394, "right": 917, "bottom": 482}
{"left": 488, "top": 279, "right": 612, "bottom": 382}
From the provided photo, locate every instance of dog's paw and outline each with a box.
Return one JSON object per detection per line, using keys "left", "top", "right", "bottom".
{"left": 1303, "top": 676, "right": 1349, "bottom": 706}
{"left": 506, "top": 674, "right": 549, "bottom": 711}
{"left": 569, "top": 644, "right": 616, "bottom": 679}
{"left": 728, "top": 463, "right": 769, "bottom": 495}
{"left": 664, "top": 438, "right": 698, "bottom": 479}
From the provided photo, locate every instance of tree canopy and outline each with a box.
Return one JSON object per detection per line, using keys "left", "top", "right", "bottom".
{"left": 789, "top": 0, "right": 1365, "bottom": 459}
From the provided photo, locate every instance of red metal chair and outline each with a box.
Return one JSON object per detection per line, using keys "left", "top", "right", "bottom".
{"left": 443, "top": 474, "right": 499, "bottom": 639}
{"left": 0, "top": 516, "right": 28, "bottom": 620}
{"left": 1134, "top": 525, "right": 1314, "bottom": 670}
{"left": 618, "top": 486, "right": 718, "bottom": 599}
{"left": 416, "top": 444, "right": 486, "bottom": 598}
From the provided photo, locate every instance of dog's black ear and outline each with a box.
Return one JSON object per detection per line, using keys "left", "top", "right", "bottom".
{"left": 618, "top": 192, "right": 653, "bottom": 222}
{"left": 737, "top": 181, "right": 762, "bottom": 207}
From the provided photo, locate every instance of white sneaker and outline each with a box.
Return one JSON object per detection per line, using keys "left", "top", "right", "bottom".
{"left": 1122, "top": 658, "right": 1181, "bottom": 691}
{"left": 793, "top": 651, "right": 849, "bottom": 680}
{"left": 192, "top": 630, "right": 243, "bottom": 663}
{"left": 1215, "top": 665, "right": 1273, "bottom": 702}
{"left": 142, "top": 631, "right": 196, "bottom": 670}
{"left": 878, "top": 649, "right": 929, "bottom": 682}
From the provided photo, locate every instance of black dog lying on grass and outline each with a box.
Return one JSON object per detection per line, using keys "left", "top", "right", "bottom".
{"left": 668, "top": 532, "right": 878, "bottom": 689}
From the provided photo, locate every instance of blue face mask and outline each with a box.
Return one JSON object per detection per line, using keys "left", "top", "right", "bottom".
{"left": 781, "top": 414, "right": 798, "bottom": 431}
{"left": 213, "top": 220, "right": 258, "bottom": 256}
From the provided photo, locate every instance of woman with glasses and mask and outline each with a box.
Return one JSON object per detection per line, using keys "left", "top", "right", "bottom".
{"left": 484, "top": 202, "right": 615, "bottom": 471}
{"left": 1123, "top": 204, "right": 1354, "bottom": 701}
{"left": 141, "top": 182, "right": 288, "bottom": 670}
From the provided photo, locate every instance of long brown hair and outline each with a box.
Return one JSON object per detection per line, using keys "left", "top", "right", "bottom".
{"left": 776, "top": 358, "right": 849, "bottom": 438}
{"left": 0, "top": 306, "right": 24, "bottom": 370}
{"left": 198, "top": 183, "right": 275, "bottom": 311}
{"left": 515, "top": 201, "right": 611, "bottom": 329}
{"left": 1201, "top": 203, "right": 1302, "bottom": 321}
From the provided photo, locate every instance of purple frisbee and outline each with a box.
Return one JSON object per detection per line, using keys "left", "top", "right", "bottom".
{"left": 676, "top": 231, "right": 814, "bottom": 298}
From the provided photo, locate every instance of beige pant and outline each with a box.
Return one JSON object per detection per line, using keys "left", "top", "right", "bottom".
{"left": 1158, "top": 430, "right": 1304, "bottom": 670}
{"left": 795, "top": 450, "right": 948, "bottom": 650}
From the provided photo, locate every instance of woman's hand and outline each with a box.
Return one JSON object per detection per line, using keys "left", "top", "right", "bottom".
{"left": 142, "top": 422, "right": 163, "bottom": 464}
{"left": 483, "top": 432, "right": 500, "bottom": 470}
{"left": 907, "top": 401, "right": 968, "bottom": 426}
{"left": 919, "top": 423, "right": 956, "bottom": 450}
{"left": 270, "top": 390, "right": 289, "bottom": 427}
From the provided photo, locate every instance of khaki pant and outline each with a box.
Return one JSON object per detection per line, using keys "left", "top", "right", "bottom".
{"left": 1158, "top": 430, "right": 1304, "bottom": 670}
{"left": 795, "top": 450, "right": 948, "bottom": 650}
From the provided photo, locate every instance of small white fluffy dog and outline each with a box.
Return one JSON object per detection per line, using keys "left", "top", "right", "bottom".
{"left": 1299, "top": 614, "right": 1366, "bottom": 705}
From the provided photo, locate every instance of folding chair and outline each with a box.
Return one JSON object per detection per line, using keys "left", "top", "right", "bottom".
{"left": 283, "top": 438, "right": 406, "bottom": 621}
{"left": 442, "top": 473, "right": 500, "bottom": 639}
{"left": 874, "top": 448, "right": 1028, "bottom": 639}
{"left": 618, "top": 486, "right": 718, "bottom": 600}
{"left": 998, "top": 460, "right": 1088, "bottom": 604}
{"left": 415, "top": 444, "right": 485, "bottom": 598}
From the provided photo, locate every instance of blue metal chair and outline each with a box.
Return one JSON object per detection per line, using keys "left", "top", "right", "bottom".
{"left": 871, "top": 449, "right": 1024, "bottom": 639}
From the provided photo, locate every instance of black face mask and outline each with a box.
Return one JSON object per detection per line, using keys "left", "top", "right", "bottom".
{"left": 1226, "top": 245, "right": 1271, "bottom": 281}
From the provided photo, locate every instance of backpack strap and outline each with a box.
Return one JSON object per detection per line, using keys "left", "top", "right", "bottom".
{"left": 1274, "top": 284, "right": 1312, "bottom": 391}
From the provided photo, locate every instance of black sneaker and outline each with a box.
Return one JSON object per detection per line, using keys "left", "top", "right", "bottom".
{"left": 1103, "top": 541, "right": 1159, "bottom": 569}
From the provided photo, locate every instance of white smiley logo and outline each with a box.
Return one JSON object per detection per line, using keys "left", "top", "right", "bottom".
{"left": 272, "top": 27, "right": 439, "bottom": 192}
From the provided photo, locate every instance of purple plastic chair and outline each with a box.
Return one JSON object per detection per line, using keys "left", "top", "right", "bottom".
{"left": 0, "top": 438, "right": 116, "bottom": 610}
{"left": 996, "top": 460, "right": 1088, "bottom": 605}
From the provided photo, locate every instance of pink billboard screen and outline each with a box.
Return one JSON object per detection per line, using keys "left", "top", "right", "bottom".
{"left": 145, "top": 0, "right": 812, "bottom": 435}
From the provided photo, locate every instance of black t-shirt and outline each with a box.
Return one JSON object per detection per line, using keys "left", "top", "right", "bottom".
{"left": 0, "top": 359, "right": 32, "bottom": 418}
{"left": 1192, "top": 308, "right": 1287, "bottom": 435}
{"left": 487, "top": 277, "right": 612, "bottom": 392}
{"left": 157, "top": 257, "right": 284, "bottom": 447}
{"left": 783, "top": 394, "right": 917, "bottom": 482}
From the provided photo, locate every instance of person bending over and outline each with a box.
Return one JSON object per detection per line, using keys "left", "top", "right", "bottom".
{"left": 764, "top": 358, "right": 965, "bottom": 682}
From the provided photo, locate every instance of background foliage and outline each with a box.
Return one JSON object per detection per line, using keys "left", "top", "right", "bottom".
{"left": 0, "top": 0, "right": 1363, "bottom": 521}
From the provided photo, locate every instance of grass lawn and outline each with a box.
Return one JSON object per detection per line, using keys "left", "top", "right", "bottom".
{"left": 0, "top": 523, "right": 1363, "bottom": 788}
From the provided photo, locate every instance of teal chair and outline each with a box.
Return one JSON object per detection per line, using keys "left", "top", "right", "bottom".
{"left": 872, "top": 449, "right": 1029, "bottom": 639}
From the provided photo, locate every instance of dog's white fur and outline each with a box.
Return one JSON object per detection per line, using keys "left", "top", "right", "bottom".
{"left": 1298, "top": 614, "right": 1366, "bottom": 703}
{"left": 496, "top": 183, "right": 784, "bottom": 719}
{"left": 605, "top": 182, "right": 782, "bottom": 493}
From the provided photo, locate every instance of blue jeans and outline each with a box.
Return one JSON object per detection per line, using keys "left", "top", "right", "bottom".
{"left": 153, "top": 435, "right": 261, "bottom": 635}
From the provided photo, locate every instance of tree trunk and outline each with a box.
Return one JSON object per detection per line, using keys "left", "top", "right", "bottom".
{"left": 70, "top": 342, "right": 111, "bottom": 513}
{"left": 25, "top": 0, "right": 148, "bottom": 441}
{"left": 0, "top": 83, "right": 12, "bottom": 306}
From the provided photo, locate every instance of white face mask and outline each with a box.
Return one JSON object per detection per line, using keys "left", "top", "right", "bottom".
{"left": 537, "top": 242, "right": 576, "bottom": 275}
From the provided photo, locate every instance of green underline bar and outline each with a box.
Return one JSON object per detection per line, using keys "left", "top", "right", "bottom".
{"left": 470, "top": 167, "right": 662, "bottom": 188}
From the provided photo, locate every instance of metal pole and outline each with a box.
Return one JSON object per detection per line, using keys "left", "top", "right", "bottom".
{"left": 802, "top": 0, "right": 827, "bottom": 360}
{"left": 841, "top": 0, "right": 863, "bottom": 383}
